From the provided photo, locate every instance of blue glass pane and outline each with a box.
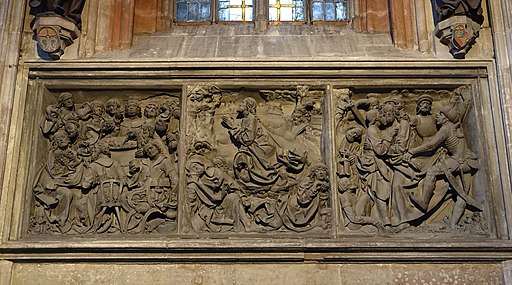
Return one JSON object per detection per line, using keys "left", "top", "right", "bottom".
{"left": 312, "top": 1, "right": 323, "bottom": 21}
{"left": 177, "top": 2, "right": 188, "bottom": 21}
{"left": 176, "top": 0, "right": 211, "bottom": 22}
{"left": 200, "top": 4, "right": 211, "bottom": 20}
{"left": 325, "top": 2, "right": 335, "bottom": 21}
{"left": 219, "top": 8, "right": 228, "bottom": 21}
{"left": 310, "top": 0, "right": 347, "bottom": 21}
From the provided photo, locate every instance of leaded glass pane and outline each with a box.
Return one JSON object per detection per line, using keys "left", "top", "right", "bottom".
{"left": 218, "top": 0, "right": 254, "bottom": 21}
{"left": 269, "top": 0, "right": 304, "bottom": 21}
{"left": 176, "top": 0, "right": 212, "bottom": 22}
{"left": 311, "top": 0, "right": 347, "bottom": 21}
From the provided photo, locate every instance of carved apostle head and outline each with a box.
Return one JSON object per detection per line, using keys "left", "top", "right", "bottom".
{"left": 143, "top": 141, "right": 160, "bottom": 159}
{"left": 345, "top": 126, "right": 363, "bottom": 143}
{"left": 52, "top": 130, "right": 70, "bottom": 150}
{"left": 105, "top": 99, "right": 121, "bottom": 116}
{"left": 125, "top": 100, "right": 142, "bottom": 118}
{"left": 186, "top": 156, "right": 207, "bottom": 176}
{"left": 377, "top": 103, "right": 397, "bottom": 127}
{"left": 91, "top": 100, "right": 105, "bottom": 116}
{"left": 95, "top": 141, "right": 111, "bottom": 158}
{"left": 58, "top": 92, "right": 74, "bottom": 110}
{"left": 144, "top": 103, "right": 159, "bottom": 119}
{"left": 238, "top": 97, "right": 257, "bottom": 115}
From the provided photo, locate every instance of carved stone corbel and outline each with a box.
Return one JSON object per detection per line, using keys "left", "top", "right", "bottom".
{"left": 432, "top": 0, "right": 484, "bottom": 59}
{"left": 29, "top": 0, "right": 86, "bottom": 59}
{"left": 31, "top": 15, "right": 80, "bottom": 59}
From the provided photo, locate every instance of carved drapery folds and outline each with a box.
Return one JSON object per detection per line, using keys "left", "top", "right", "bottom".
{"left": 27, "top": 84, "right": 489, "bottom": 238}
{"left": 184, "top": 86, "right": 332, "bottom": 233}
{"left": 335, "top": 87, "right": 487, "bottom": 236}
{"left": 432, "top": 0, "right": 484, "bottom": 58}
{"left": 30, "top": 92, "right": 180, "bottom": 234}
{"left": 29, "top": 0, "right": 86, "bottom": 59}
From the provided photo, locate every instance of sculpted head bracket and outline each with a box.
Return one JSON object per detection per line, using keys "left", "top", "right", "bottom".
{"left": 29, "top": 0, "right": 86, "bottom": 60}
{"left": 432, "top": 0, "right": 484, "bottom": 59}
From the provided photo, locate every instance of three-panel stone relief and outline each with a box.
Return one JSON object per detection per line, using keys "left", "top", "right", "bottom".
{"left": 26, "top": 83, "right": 490, "bottom": 239}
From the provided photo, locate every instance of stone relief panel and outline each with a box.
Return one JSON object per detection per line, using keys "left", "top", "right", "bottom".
{"left": 29, "top": 91, "right": 180, "bottom": 235}
{"left": 24, "top": 82, "right": 494, "bottom": 240}
{"left": 183, "top": 86, "right": 332, "bottom": 234}
{"left": 335, "top": 87, "right": 489, "bottom": 237}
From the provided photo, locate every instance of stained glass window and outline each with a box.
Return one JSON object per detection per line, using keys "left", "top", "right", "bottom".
{"left": 175, "top": 0, "right": 348, "bottom": 23}
{"left": 218, "top": 0, "right": 254, "bottom": 21}
{"left": 176, "top": 0, "right": 212, "bottom": 22}
{"left": 311, "top": 0, "right": 347, "bottom": 21}
{"left": 269, "top": 0, "right": 304, "bottom": 22}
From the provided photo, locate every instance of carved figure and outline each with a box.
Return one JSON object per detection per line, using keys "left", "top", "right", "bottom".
{"left": 278, "top": 163, "right": 331, "bottom": 231}
{"left": 33, "top": 130, "right": 85, "bottom": 233}
{"left": 335, "top": 88, "right": 485, "bottom": 235}
{"left": 82, "top": 141, "right": 125, "bottom": 233}
{"left": 433, "top": 0, "right": 483, "bottom": 24}
{"left": 338, "top": 177, "right": 381, "bottom": 229}
{"left": 222, "top": 97, "right": 306, "bottom": 191}
{"left": 141, "top": 141, "right": 178, "bottom": 221}
{"left": 404, "top": 94, "right": 480, "bottom": 228}
{"left": 357, "top": 102, "right": 399, "bottom": 226}
{"left": 30, "top": 0, "right": 86, "bottom": 26}
{"left": 31, "top": 94, "right": 181, "bottom": 235}
{"left": 186, "top": 156, "right": 242, "bottom": 232}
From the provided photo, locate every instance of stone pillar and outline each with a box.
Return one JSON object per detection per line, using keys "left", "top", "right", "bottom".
{"left": 134, "top": 0, "right": 160, "bottom": 34}
{"left": 0, "top": 0, "right": 25, "bottom": 241}
{"left": 112, "top": 0, "right": 136, "bottom": 50}
{"left": 91, "top": 0, "right": 136, "bottom": 52}
{"left": 503, "top": 260, "right": 512, "bottom": 284}
{"left": 0, "top": 260, "right": 13, "bottom": 285}
{"left": 254, "top": 0, "right": 268, "bottom": 33}
{"left": 488, "top": 0, "right": 512, "bottom": 237}
{"left": 352, "top": 0, "right": 390, "bottom": 34}
{"left": 389, "top": 0, "right": 417, "bottom": 49}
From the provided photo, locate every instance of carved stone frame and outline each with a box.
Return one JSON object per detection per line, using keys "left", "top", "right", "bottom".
{"left": 2, "top": 60, "right": 512, "bottom": 262}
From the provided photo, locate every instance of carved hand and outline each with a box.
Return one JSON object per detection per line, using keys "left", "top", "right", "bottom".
{"left": 402, "top": 152, "right": 413, "bottom": 163}
{"left": 222, "top": 116, "right": 235, "bottom": 129}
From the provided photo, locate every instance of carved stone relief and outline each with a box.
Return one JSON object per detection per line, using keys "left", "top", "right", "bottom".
{"left": 26, "top": 84, "right": 491, "bottom": 239}
{"left": 29, "top": 92, "right": 180, "bottom": 235}
{"left": 184, "top": 86, "right": 332, "bottom": 234}
{"left": 335, "top": 87, "right": 488, "bottom": 237}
